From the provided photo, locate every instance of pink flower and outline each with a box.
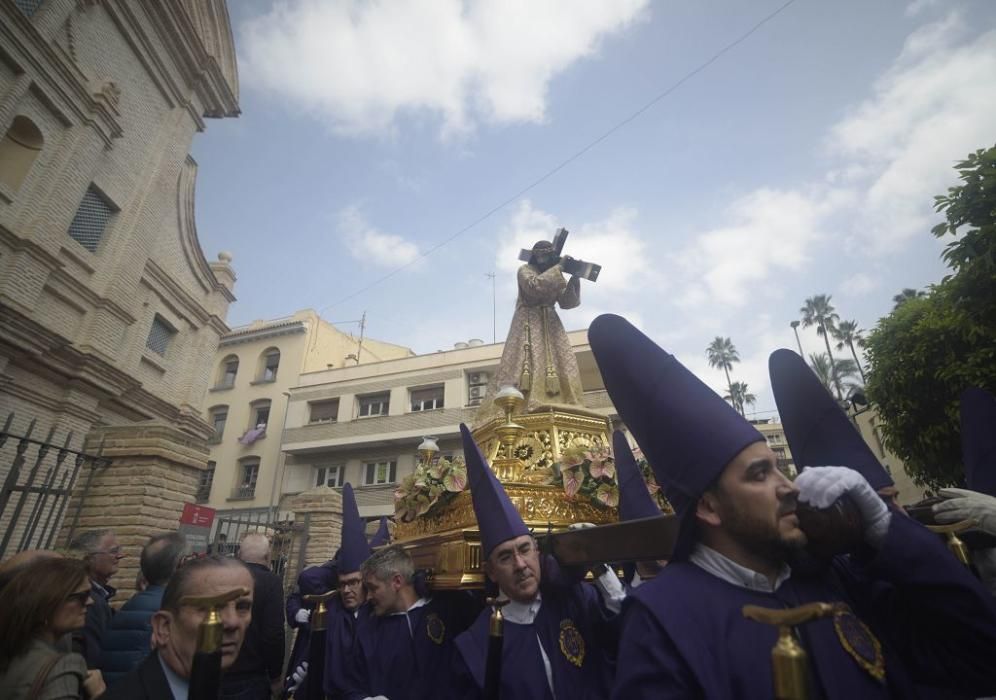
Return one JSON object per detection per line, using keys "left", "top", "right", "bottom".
{"left": 443, "top": 467, "right": 468, "bottom": 493}
{"left": 563, "top": 468, "right": 582, "bottom": 498}
{"left": 588, "top": 455, "right": 616, "bottom": 480}
{"left": 595, "top": 484, "right": 619, "bottom": 508}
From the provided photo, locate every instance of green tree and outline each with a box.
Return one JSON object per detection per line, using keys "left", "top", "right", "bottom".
{"left": 808, "top": 353, "right": 861, "bottom": 397}
{"left": 865, "top": 144, "right": 996, "bottom": 488}
{"left": 724, "top": 381, "right": 756, "bottom": 417}
{"left": 800, "top": 294, "right": 844, "bottom": 400}
{"left": 833, "top": 320, "right": 867, "bottom": 383}
{"left": 892, "top": 287, "right": 926, "bottom": 309}
{"left": 706, "top": 337, "right": 740, "bottom": 414}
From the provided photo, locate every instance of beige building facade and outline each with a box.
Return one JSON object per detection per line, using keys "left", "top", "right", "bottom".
{"left": 0, "top": 0, "right": 240, "bottom": 579}
{"left": 198, "top": 309, "right": 413, "bottom": 520}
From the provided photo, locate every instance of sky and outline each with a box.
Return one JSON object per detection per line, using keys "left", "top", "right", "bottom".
{"left": 191, "top": 0, "right": 996, "bottom": 419}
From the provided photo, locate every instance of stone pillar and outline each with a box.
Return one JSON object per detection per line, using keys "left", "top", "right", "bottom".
{"left": 287, "top": 486, "right": 343, "bottom": 585}
{"left": 61, "top": 423, "right": 210, "bottom": 601}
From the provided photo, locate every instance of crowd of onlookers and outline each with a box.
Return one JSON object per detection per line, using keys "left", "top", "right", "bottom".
{"left": 0, "top": 528, "right": 286, "bottom": 700}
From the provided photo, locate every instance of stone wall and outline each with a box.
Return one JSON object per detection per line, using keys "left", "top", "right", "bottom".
{"left": 286, "top": 486, "right": 343, "bottom": 585}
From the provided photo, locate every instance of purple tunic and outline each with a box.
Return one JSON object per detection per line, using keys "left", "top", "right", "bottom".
{"left": 322, "top": 598, "right": 368, "bottom": 700}
{"left": 343, "top": 593, "right": 479, "bottom": 700}
{"left": 611, "top": 514, "right": 996, "bottom": 699}
{"left": 451, "top": 582, "right": 617, "bottom": 700}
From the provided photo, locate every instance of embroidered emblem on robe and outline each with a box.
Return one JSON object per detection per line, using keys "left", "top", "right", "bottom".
{"left": 833, "top": 604, "right": 885, "bottom": 682}
{"left": 558, "top": 619, "right": 585, "bottom": 667}
{"left": 426, "top": 613, "right": 446, "bottom": 645}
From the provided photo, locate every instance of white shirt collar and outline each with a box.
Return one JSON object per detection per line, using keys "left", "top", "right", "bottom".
{"left": 158, "top": 651, "right": 189, "bottom": 700}
{"left": 689, "top": 543, "right": 791, "bottom": 593}
{"left": 499, "top": 591, "right": 542, "bottom": 624}
{"left": 388, "top": 596, "right": 430, "bottom": 616}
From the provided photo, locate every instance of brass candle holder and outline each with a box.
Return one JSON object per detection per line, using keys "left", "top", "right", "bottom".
{"left": 492, "top": 386, "right": 526, "bottom": 481}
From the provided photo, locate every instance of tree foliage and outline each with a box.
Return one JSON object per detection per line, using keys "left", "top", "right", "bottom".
{"left": 865, "top": 145, "right": 996, "bottom": 489}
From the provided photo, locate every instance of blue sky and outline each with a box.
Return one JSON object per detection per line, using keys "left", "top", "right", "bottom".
{"left": 191, "top": 0, "right": 996, "bottom": 418}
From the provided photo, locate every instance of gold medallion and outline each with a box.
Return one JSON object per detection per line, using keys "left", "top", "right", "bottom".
{"left": 558, "top": 619, "right": 585, "bottom": 668}
{"left": 426, "top": 612, "right": 445, "bottom": 645}
{"left": 832, "top": 604, "right": 885, "bottom": 682}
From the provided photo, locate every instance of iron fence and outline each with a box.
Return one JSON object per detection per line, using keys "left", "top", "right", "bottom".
{"left": 0, "top": 412, "right": 109, "bottom": 560}
{"left": 211, "top": 508, "right": 308, "bottom": 588}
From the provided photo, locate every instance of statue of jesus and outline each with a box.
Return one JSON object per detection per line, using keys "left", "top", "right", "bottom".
{"left": 475, "top": 239, "right": 588, "bottom": 425}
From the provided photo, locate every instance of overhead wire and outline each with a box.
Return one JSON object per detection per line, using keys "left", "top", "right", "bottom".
{"left": 318, "top": 0, "right": 799, "bottom": 315}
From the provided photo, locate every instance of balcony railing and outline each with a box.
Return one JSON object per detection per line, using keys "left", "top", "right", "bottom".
{"left": 196, "top": 485, "right": 212, "bottom": 503}
{"left": 230, "top": 484, "right": 257, "bottom": 500}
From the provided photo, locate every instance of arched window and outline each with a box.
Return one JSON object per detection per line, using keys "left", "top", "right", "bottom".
{"left": 258, "top": 348, "right": 280, "bottom": 382}
{"left": 0, "top": 116, "right": 43, "bottom": 192}
{"left": 216, "top": 355, "right": 239, "bottom": 389}
{"left": 208, "top": 405, "right": 228, "bottom": 444}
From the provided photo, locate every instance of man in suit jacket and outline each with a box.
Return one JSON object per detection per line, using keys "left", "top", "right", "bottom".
{"left": 104, "top": 555, "right": 254, "bottom": 700}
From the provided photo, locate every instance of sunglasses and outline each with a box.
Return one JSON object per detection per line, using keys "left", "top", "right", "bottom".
{"left": 66, "top": 590, "right": 91, "bottom": 605}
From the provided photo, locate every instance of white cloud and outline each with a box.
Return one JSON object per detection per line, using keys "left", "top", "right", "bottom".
{"left": 840, "top": 272, "right": 879, "bottom": 298}
{"left": 495, "top": 200, "right": 656, "bottom": 294}
{"left": 828, "top": 18, "right": 996, "bottom": 253}
{"left": 240, "top": 0, "right": 648, "bottom": 137}
{"left": 338, "top": 206, "right": 420, "bottom": 267}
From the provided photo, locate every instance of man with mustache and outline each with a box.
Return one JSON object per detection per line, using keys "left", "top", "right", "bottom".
{"left": 104, "top": 555, "right": 254, "bottom": 700}
{"left": 450, "top": 424, "right": 626, "bottom": 699}
{"left": 589, "top": 314, "right": 996, "bottom": 699}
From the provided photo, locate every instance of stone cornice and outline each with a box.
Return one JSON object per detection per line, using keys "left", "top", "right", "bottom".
{"left": 141, "top": 259, "right": 212, "bottom": 327}
{"left": 0, "top": 5, "right": 123, "bottom": 146}
{"left": 219, "top": 321, "right": 307, "bottom": 346}
{"left": 177, "top": 156, "right": 236, "bottom": 304}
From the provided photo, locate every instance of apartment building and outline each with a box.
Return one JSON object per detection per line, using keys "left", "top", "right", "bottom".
{"left": 198, "top": 309, "right": 413, "bottom": 517}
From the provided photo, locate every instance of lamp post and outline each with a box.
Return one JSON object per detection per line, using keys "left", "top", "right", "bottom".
{"left": 789, "top": 321, "right": 804, "bottom": 357}
{"left": 492, "top": 386, "right": 526, "bottom": 481}
{"left": 417, "top": 436, "right": 440, "bottom": 466}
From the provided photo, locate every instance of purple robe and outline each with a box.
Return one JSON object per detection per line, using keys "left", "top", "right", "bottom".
{"left": 611, "top": 514, "right": 996, "bottom": 699}
{"left": 343, "top": 593, "right": 479, "bottom": 700}
{"left": 451, "top": 582, "right": 618, "bottom": 700}
{"left": 322, "top": 598, "right": 368, "bottom": 699}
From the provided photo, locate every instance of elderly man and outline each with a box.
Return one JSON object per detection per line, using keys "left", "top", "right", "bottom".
{"left": 69, "top": 529, "right": 126, "bottom": 668}
{"left": 103, "top": 555, "right": 254, "bottom": 700}
{"left": 450, "top": 424, "right": 625, "bottom": 699}
{"left": 345, "top": 544, "right": 476, "bottom": 700}
{"left": 589, "top": 314, "right": 996, "bottom": 699}
{"left": 220, "top": 533, "right": 285, "bottom": 700}
{"left": 100, "top": 532, "right": 189, "bottom": 685}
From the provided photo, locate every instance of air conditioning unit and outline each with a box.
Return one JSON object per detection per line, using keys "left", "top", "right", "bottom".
{"left": 469, "top": 385, "right": 488, "bottom": 400}
{"left": 469, "top": 371, "right": 490, "bottom": 386}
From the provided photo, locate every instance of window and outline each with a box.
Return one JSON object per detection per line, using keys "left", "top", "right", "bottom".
{"left": 315, "top": 465, "right": 344, "bottom": 488}
{"left": 145, "top": 315, "right": 176, "bottom": 356}
{"left": 217, "top": 356, "right": 239, "bottom": 388}
{"left": 14, "top": 0, "right": 44, "bottom": 17}
{"left": 309, "top": 399, "right": 339, "bottom": 424}
{"left": 67, "top": 185, "right": 115, "bottom": 253}
{"left": 0, "top": 116, "right": 43, "bottom": 192}
{"left": 259, "top": 349, "right": 280, "bottom": 382}
{"left": 251, "top": 401, "right": 271, "bottom": 428}
{"left": 209, "top": 407, "right": 228, "bottom": 442}
{"left": 358, "top": 393, "right": 389, "bottom": 418}
{"left": 410, "top": 386, "right": 444, "bottom": 412}
{"left": 197, "top": 462, "right": 216, "bottom": 503}
{"left": 233, "top": 460, "right": 260, "bottom": 499}
{"left": 364, "top": 460, "right": 397, "bottom": 486}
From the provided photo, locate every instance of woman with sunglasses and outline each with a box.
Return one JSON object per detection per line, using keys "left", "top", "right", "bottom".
{"left": 0, "top": 557, "right": 106, "bottom": 699}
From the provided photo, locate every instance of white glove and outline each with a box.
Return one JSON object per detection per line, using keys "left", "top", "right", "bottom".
{"left": 934, "top": 488, "right": 996, "bottom": 536}
{"left": 289, "top": 661, "right": 307, "bottom": 693}
{"left": 295, "top": 608, "right": 311, "bottom": 624}
{"left": 795, "top": 466, "right": 891, "bottom": 548}
{"left": 568, "top": 522, "right": 596, "bottom": 530}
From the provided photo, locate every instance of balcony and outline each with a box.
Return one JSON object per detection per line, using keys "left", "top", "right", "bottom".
{"left": 229, "top": 485, "right": 257, "bottom": 501}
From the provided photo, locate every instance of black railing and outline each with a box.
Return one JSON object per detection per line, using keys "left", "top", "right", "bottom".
{"left": 0, "top": 413, "right": 109, "bottom": 559}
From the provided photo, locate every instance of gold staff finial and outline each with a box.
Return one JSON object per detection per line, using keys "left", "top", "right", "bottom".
{"left": 302, "top": 589, "right": 339, "bottom": 632}
{"left": 926, "top": 519, "right": 977, "bottom": 566}
{"left": 743, "top": 602, "right": 836, "bottom": 700}
{"left": 180, "top": 587, "right": 251, "bottom": 654}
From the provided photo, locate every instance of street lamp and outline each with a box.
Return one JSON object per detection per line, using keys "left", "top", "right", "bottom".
{"left": 789, "top": 321, "right": 804, "bottom": 357}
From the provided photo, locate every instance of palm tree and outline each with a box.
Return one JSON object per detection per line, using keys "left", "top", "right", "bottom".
{"left": 724, "top": 381, "right": 756, "bottom": 417}
{"left": 808, "top": 353, "right": 862, "bottom": 397}
{"left": 833, "top": 320, "right": 866, "bottom": 383}
{"left": 800, "top": 294, "right": 843, "bottom": 400}
{"left": 706, "top": 337, "right": 740, "bottom": 412}
{"left": 892, "top": 287, "right": 926, "bottom": 309}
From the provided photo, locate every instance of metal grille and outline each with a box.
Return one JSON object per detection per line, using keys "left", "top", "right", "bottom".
{"left": 146, "top": 316, "right": 174, "bottom": 356}
{"left": 15, "top": 0, "right": 45, "bottom": 16}
{"left": 67, "top": 187, "right": 113, "bottom": 253}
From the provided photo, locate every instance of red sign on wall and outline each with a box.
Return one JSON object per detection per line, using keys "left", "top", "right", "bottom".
{"left": 180, "top": 503, "right": 215, "bottom": 527}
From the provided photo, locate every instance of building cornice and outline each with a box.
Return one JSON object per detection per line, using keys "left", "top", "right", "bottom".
{"left": 220, "top": 321, "right": 308, "bottom": 346}
{"left": 177, "top": 156, "right": 236, "bottom": 303}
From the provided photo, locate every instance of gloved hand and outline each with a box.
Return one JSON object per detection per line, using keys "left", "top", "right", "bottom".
{"left": 795, "top": 466, "right": 891, "bottom": 548}
{"left": 295, "top": 608, "right": 311, "bottom": 624}
{"left": 934, "top": 488, "right": 996, "bottom": 536}
{"left": 568, "top": 522, "right": 596, "bottom": 530}
{"left": 288, "top": 661, "right": 308, "bottom": 693}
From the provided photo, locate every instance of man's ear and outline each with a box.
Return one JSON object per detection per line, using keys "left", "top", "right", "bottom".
{"left": 150, "top": 610, "right": 172, "bottom": 648}
{"left": 481, "top": 559, "right": 497, "bottom": 585}
{"left": 695, "top": 491, "right": 723, "bottom": 528}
